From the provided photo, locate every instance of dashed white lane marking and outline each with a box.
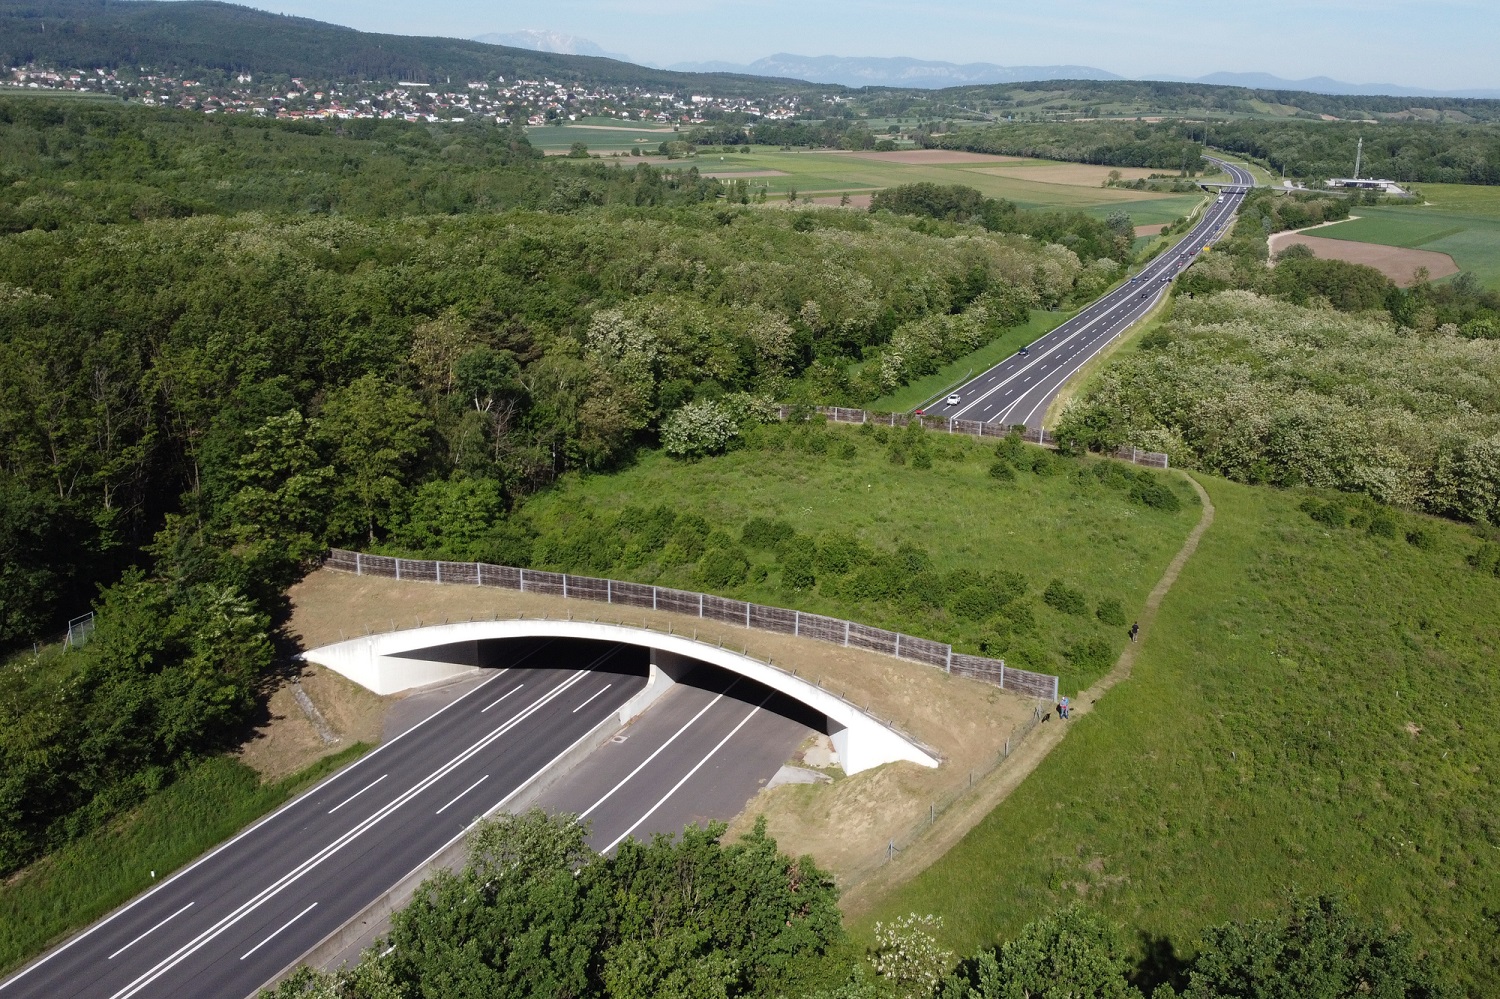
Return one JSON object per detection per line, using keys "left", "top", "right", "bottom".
{"left": 327, "top": 775, "right": 387, "bottom": 815}
{"left": 481, "top": 684, "right": 524, "bottom": 713}
{"left": 107, "top": 904, "right": 195, "bottom": 961}
{"left": 435, "top": 775, "right": 489, "bottom": 815}
{"left": 572, "top": 683, "right": 613, "bottom": 714}
{"left": 239, "top": 903, "right": 317, "bottom": 962}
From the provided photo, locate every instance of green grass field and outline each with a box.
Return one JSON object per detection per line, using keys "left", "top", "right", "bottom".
{"left": 860, "top": 475, "right": 1500, "bottom": 994}
{"left": 1310, "top": 185, "right": 1500, "bottom": 287}
{"left": 520, "top": 424, "right": 1201, "bottom": 694}
{"left": 867, "top": 309, "right": 1074, "bottom": 413}
{"left": 0, "top": 747, "right": 368, "bottom": 973}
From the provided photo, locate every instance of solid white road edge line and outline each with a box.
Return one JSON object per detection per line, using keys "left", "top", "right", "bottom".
{"left": 240, "top": 904, "right": 318, "bottom": 962}
{"left": 105, "top": 904, "right": 194, "bottom": 962}
{"left": 602, "top": 689, "right": 776, "bottom": 855}
{"left": 105, "top": 669, "right": 594, "bottom": 999}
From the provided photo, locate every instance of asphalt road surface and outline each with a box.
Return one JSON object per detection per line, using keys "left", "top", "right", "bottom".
{"left": 1, "top": 641, "right": 815, "bottom": 999}
{"left": 922, "top": 158, "right": 1253, "bottom": 429}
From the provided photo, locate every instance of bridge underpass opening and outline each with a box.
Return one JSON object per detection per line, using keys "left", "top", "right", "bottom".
{"left": 376, "top": 635, "right": 827, "bottom": 850}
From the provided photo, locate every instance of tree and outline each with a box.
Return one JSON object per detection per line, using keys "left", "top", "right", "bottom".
{"left": 225, "top": 410, "right": 334, "bottom": 555}
{"left": 661, "top": 400, "right": 740, "bottom": 459}
{"left": 941, "top": 907, "right": 1141, "bottom": 999}
{"left": 568, "top": 141, "right": 591, "bottom": 158}
{"left": 318, "top": 375, "right": 431, "bottom": 543}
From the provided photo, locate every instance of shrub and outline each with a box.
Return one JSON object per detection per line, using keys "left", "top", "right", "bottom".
{"left": 951, "top": 586, "right": 1005, "bottom": 621}
{"left": 911, "top": 450, "right": 933, "bottom": 470}
{"left": 1405, "top": 528, "right": 1435, "bottom": 550}
{"left": 1096, "top": 597, "right": 1127, "bottom": 627}
{"left": 780, "top": 550, "right": 816, "bottom": 590}
{"left": 1128, "top": 473, "right": 1182, "bottom": 512}
{"left": 1066, "top": 637, "right": 1115, "bottom": 672}
{"left": 695, "top": 546, "right": 750, "bottom": 589}
{"left": 740, "top": 516, "right": 796, "bottom": 551}
{"left": 661, "top": 399, "right": 742, "bottom": 459}
{"left": 989, "top": 460, "right": 1016, "bottom": 481}
{"left": 816, "top": 532, "right": 871, "bottom": 575}
{"left": 1367, "top": 511, "right": 1398, "bottom": 538}
{"left": 1044, "top": 579, "right": 1088, "bottom": 615}
{"left": 838, "top": 441, "right": 857, "bottom": 459}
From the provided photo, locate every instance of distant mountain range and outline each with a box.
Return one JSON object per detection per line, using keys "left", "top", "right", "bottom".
{"left": 666, "top": 54, "right": 1122, "bottom": 89}
{"left": 473, "top": 30, "right": 630, "bottom": 64}
{"left": 654, "top": 52, "right": 1500, "bottom": 99}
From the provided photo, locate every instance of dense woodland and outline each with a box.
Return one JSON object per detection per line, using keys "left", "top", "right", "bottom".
{"left": 932, "top": 119, "right": 1500, "bottom": 184}
{"left": 0, "top": 98, "right": 1134, "bottom": 875}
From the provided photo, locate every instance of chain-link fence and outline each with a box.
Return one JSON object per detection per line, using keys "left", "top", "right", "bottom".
{"left": 775, "top": 405, "right": 1170, "bottom": 469}
{"left": 324, "top": 550, "right": 1059, "bottom": 702}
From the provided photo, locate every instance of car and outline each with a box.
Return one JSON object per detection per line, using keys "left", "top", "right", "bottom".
{"left": 913, "top": 408, "right": 924, "bottom": 415}
{"left": 946, "top": 394, "right": 961, "bottom": 406}
{"left": 1018, "top": 344, "right": 1030, "bottom": 356}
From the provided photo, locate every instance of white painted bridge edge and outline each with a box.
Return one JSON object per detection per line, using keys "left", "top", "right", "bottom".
{"left": 301, "top": 619, "right": 940, "bottom": 775}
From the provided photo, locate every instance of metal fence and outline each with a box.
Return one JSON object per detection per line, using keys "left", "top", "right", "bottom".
{"left": 775, "top": 405, "right": 1170, "bottom": 469}
{"left": 324, "top": 550, "right": 1059, "bottom": 701}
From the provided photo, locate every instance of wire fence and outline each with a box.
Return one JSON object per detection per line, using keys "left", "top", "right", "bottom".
{"left": 842, "top": 700, "right": 1049, "bottom": 888}
{"left": 324, "top": 550, "right": 1059, "bottom": 701}
{"left": 775, "top": 405, "right": 1170, "bottom": 469}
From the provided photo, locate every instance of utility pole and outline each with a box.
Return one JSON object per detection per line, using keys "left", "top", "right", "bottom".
{"left": 1354, "top": 136, "right": 1363, "bottom": 181}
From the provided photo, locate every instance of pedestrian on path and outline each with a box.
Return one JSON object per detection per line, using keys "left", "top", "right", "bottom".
{"left": 1129, "top": 621, "right": 1140, "bottom": 643}
{"left": 1059, "top": 696, "right": 1070, "bottom": 720}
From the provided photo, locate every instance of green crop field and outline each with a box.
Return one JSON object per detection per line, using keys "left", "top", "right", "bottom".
{"left": 1313, "top": 204, "right": 1500, "bottom": 288}
{"left": 518, "top": 423, "right": 1201, "bottom": 695}
{"left": 861, "top": 475, "right": 1500, "bottom": 995}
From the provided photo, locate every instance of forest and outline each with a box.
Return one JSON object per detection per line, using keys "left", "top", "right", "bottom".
{"left": 0, "top": 97, "right": 1136, "bottom": 876}
{"left": 931, "top": 119, "right": 1500, "bottom": 184}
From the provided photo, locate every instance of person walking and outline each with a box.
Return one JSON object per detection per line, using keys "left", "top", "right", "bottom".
{"left": 1129, "top": 621, "right": 1140, "bottom": 643}
{"left": 1059, "top": 696, "right": 1070, "bottom": 720}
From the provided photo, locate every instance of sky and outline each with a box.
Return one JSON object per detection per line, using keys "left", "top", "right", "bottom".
{"left": 230, "top": 0, "right": 1496, "bottom": 91}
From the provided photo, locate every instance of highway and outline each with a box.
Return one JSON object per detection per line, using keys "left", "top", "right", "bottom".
{"left": 0, "top": 640, "right": 816, "bottom": 999}
{"left": 922, "top": 157, "right": 1254, "bottom": 429}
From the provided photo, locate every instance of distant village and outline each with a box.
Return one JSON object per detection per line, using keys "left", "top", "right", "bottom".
{"left": 2, "top": 64, "right": 811, "bottom": 126}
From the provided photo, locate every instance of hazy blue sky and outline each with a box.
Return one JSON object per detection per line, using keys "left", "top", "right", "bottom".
{"left": 234, "top": 0, "right": 1495, "bottom": 89}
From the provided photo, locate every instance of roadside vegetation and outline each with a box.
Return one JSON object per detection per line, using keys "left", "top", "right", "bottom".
{"left": 865, "top": 474, "right": 1499, "bottom": 995}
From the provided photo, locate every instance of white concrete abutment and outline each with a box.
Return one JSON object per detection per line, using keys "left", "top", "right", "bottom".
{"left": 301, "top": 620, "right": 939, "bottom": 775}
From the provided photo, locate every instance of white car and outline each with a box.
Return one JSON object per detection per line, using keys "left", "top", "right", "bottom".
{"left": 946, "top": 394, "right": 961, "bottom": 406}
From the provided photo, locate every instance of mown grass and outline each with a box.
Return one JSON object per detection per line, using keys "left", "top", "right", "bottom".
{"left": 0, "top": 745, "right": 369, "bottom": 974}
{"left": 520, "top": 423, "right": 1201, "bottom": 694}
{"left": 866, "top": 309, "right": 1074, "bottom": 413}
{"left": 859, "top": 474, "right": 1500, "bottom": 995}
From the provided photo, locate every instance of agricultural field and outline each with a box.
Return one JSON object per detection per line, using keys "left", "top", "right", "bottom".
{"left": 1299, "top": 184, "right": 1500, "bottom": 287}
{"left": 550, "top": 140, "right": 1210, "bottom": 225}
{"left": 526, "top": 117, "right": 677, "bottom": 154}
{"left": 861, "top": 474, "right": 1500, "bottom": 995}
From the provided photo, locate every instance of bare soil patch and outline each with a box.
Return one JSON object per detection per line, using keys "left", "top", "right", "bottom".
{"left": 1134, "top": 223, "right": 1168, "bottom": 237}
{"left": 286, "top": 569, "right": 1041, "bottom": 887}
{"left": 968, "top": 163, "right": 1161, "bottom": 187}
{"left": 236, "top": 664, "right": 386, "bottom": 782}
{"left": 1271, "top": 233, "right": 1459, "bottom": 285}
{"left": 810, "top": 193, "right": 874, "bottom": 209}
{"left": 834, "top": 149, "right": 1028, "bottom": 165}
{"left": 699, "top": 169, "right": 789, "bottom": 179}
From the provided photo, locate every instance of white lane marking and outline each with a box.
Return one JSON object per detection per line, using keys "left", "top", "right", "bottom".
{"left": 577, "top": 679, "right": 742, "bottom": 822}
{"left": 327, "top": 774, "right": 387, "bottom": 815}
{"left": 106, "top": 904, "right": 194, "bottom": 961}
{"left": 105, "top": 669, "right": 595, "bottom": 999}
{"left": 571, "top": 683, "right": 613, "bottom": 714}
{"left": 0, "top": 668, "right": 507, "bottom": 993}
{"left": 481, "top": 684, "right": 524, "bottom": 713}
{"left": 601, "top": 690, "right": 776, "bottom": 855}
{"left": 239, "top": 903, "right": 317, "bottom": 961}
{"left": 435, "top": 775, "right": 489, "bottom": 815}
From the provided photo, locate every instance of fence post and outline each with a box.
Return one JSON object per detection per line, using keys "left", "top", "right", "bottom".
{"left": 843, "top": 622, "right": 849, "bottom": 647}
{"left": 894, "top": 633, "right": 901, "bottom": 658}
{"left": 746, "top": 603, "right": 751, "bottom": 628}
{"left": 945, "top": 647, "right": 952, "bottom": 674}
{"left": 476, "top": 563, "right": 483, "bottom": 586}
{"left": 395, "top": 558, "right": 401, "bottom": 581}
{"left": 520, "top": 568, "right": 526, "bottom": 593}
{"left": 794, "top": 611, "right": 800, "bottom": 637}
{"left": 607, "top": 579, "right": 612, "bottom": 604}
{"left": 435, "top": 562, "right": 441, "bottom": 584}
{"left": 1000, "top": 659, "right": 1006, "bottom": 690}
{"left": 355, "top": 552, "right": 362, "bottom": 576}
{"left": 699, "top": 593, "right": 704, "bottom": 617}
{"left": 652, "top": 587, "right": 657, "bottom": 611}
{"left": 563, "top": 574, "right": 568, "bottom": 599}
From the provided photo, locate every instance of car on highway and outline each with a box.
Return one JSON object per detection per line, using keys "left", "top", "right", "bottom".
{"left": 946, "top": 393, "right": 961, "bottom": 406}
{"left": 1018, "top": 344, "right": 1030, "bottom": 356}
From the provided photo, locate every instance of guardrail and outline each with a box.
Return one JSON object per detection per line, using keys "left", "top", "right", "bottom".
{"left": 323, "top": 550, "right": 1059, "bottom": 701}
{"left": 776, "top": 405, "right": 1169, "bottom": 469}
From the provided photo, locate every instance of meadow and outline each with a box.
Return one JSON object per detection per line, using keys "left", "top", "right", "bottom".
{"left": 1311, "top": 184, "right": 1500, "bottom": 287}
{"left": 860, "top": 474, "right": 1500, "bottom": 995}
{"left": 516, "top": 421, "right": 1202, "bottom": 695}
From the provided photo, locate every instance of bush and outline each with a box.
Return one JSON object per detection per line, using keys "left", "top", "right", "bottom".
{"left": 1128, "top": 473, "right": 1182, "bottom": 512}
{"left": 780, "top": 550, "right": 816, "bottom": 590}
{"left": 1096, "top": 597, "right": 1127, "bottom": 627}
{"left": 817, "top": 532, "right": 871, "bottom": 576}
{"left": 1405, "top": 528, "right": 1435, "bottom": 550}
{"left": 740, "top": 516, "right": 796, "bottom": 551}
{"left": 1044, "top": 579, "right": 1088, "bottom": 615}
{"left": 695, "top": 546, "right": 750, "bottom": 589}
{"left": 1066, "top": 637, "right": 1115, "bottom": 673}
{"left": 989, "top": 460, "right": 1016, "bottom": 481}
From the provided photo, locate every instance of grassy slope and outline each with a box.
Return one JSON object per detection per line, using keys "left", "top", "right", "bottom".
{"left": 520, "top": 424, "right": 1201, "bottom": 694}
{"left": 859, "top": 475, "right": 1500, "bottom": 994}
{"left": 0, "top": 746, "right": 369, "bottom": 973}
{"left": 868, "top": 309, "right": 1073, "bottom": 413}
